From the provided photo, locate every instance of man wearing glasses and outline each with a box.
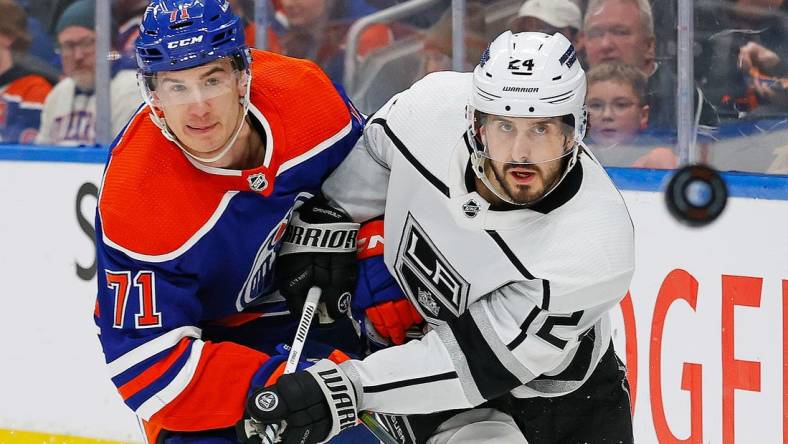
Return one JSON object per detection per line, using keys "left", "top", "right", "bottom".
{"left": 36, "top": 0, "right": 139, "bottom": 146}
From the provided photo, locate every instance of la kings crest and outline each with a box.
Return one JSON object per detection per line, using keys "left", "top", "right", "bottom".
{"left": 394, "top": 213, "right": 469, "bottom": 323}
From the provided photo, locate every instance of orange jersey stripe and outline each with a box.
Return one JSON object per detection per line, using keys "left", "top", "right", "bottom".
{"left": 147, "top": 341, "right": 269, "bottom": 431}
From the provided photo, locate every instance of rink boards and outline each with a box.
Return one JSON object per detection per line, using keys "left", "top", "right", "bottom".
{"left": 0, "top": 146, "right": 786, "bottom": 443}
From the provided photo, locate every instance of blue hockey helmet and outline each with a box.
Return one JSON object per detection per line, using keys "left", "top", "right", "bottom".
{"left": 135, "top": 0, "right": 250, "bottom": 75}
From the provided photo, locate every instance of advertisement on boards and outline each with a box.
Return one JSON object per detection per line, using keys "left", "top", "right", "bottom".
{"left": 0, "top": 159, "right": 141, "bottom": 442}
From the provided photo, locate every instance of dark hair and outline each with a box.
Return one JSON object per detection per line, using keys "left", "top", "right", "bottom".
{"left": 0, "top": 0, "right": 31, "bottom": 52}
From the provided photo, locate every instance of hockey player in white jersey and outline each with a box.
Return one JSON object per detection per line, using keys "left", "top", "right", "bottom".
{"left": 248, "top": 31, "right": 636, "bottom": 444}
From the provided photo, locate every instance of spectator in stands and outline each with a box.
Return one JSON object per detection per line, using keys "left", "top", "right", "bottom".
{"left": 113, "top": 0, "right": 148, "bottom": 70}
{"left": 581, "top": 0, "right": 717, "bottom": 135}
{"left": 0, "top": 0, "right": 52, "bottom": 143}
{"left": 350, "top": 2, "right": 488, "bottom": 114}
{"left": 509, "top": 0, "right": 582, "bottom": 46}
{"left": 585, "top": 61, "right": 677, "bottom": 168}
{"left": 236, "top": 0, "right": 383, "bottom": 51}
{"left": 36, "top": 0, "right": 140, "bottom": 146}
{"left": 271, "top": 0, "right": 393, "bottom": 84}
{"left": 696, "top": 0, "right": 787, "bottom": 120}
{"left": 228, "top": 0, "right": 271, "bottom": 49}
{"left": 13, "top": 0, "right": 59, "bottom": 80}
{"left": 741, "top": 41, "right": 788, "bottom": 109}
{"left": 420, "top": 2, "right": 488, "bottom": 74}
{"left": 756, "top": 34, "right": 788, "bottom": 173}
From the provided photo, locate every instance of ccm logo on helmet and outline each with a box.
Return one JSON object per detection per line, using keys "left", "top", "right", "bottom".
{"left": 166, "top": 36, "right": 204, "bottom": 49}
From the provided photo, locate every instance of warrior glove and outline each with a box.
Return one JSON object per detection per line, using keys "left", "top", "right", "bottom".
{"left": 276, "top": 196, "right": 360, "bottom": 324}
{"left": 237, "top": 346, "right": 352, "bottom": 444}
{"left": 244, "top": 360, "right": 359, "bottom": 444}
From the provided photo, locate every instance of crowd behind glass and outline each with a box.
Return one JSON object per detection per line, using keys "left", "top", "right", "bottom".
{"left": 1, "top": 0, "right": 786, "bottom": 174}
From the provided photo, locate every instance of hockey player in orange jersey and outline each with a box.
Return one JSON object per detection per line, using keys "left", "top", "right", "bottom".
{"left": 94, "top": 1, "right": 375, "bottom": 442}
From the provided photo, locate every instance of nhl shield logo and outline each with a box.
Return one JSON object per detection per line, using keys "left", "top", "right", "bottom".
{"left": 462, "top": 199, "right": 481, "bottom": 218}
{"left": 254, "top": 391, "right": 279, "bottom": 412}
{"left": 247, "top": 172, "right": 268, "bottom": 192}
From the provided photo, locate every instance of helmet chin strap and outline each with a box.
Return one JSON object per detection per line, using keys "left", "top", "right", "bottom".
{"left": 145, "top": 71, "right": 252, "bottom": 165}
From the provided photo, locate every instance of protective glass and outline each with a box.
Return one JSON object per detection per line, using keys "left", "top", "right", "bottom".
{"left": 141, "top": 66, "right": 247, "bottom": 106}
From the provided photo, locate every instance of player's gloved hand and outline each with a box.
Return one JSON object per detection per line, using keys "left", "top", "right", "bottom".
{"left": 276, "top": 196, "right": 360, "bottom": 325}
{"left": 354, "top": 220, "right": 424, "bottom": 347}
{"left": 244, "top": 359, "right": 359, "bottom": 444}
{"left": 236, "top": 344, "right": 313, "bottom": 444}
{"left": 236, "top": 346, "right": 352, "bottom": 444}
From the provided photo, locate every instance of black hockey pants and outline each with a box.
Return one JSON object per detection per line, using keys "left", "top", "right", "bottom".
{"left": 395, "top": 342, "right": 633, "bottom": 444}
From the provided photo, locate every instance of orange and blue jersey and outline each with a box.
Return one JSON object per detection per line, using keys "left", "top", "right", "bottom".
{"left": 0, "top": 67, "right": 52, "bottom": 143}
{"left": 94, "top": 50, "right": 364, "bottom": 438}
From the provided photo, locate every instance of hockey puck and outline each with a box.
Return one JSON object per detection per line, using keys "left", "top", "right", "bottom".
{"left": 665, "top": 164, "right": 727, "bottom": 227}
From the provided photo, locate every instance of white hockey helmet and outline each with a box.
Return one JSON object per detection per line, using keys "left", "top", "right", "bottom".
{"left": 468, "top": 31, "right": 587, "bottom": 205}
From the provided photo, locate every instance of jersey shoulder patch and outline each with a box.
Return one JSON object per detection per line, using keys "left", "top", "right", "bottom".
{"left": 99, "top": 110, "right": 237, "bottom": 258}
{"left": 248, "top": 50, "right": 352, "bottom": 165}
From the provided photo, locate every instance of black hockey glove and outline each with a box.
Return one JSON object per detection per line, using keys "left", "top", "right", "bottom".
{"left": 244, "top": 359, "right": 359, "bottom": 444}
{"left": 276, "top": 196, "right": 359, "bottom": 324}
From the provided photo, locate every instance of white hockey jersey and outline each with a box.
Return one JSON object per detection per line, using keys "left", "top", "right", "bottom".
{"left": 322, "top": 71, "right": 635, "bottom": 415}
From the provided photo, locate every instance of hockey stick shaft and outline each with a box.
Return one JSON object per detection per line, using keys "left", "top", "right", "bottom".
{"left": 283, "top": 287, "right": 399, "bottom": 444}
{"left": 284, "top": 286, "right": 321, "bottom": 373}
{"left": 260, "top": 288, "right": 323, "bottom": 444}
{"left": 360, "top": 411, "right": 399, "bottom": 444}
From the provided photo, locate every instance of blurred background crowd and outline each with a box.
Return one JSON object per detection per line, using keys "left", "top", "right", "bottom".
{"left": 0, "top": 0, "right": 786, "bottom": 174}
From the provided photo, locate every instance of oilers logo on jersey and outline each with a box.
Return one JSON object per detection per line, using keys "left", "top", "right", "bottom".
{"left": 394, "top": 213, "right": 469, "bottom": 323}
{"left": 236, "top": 206, "right": 294, "bottom": 310}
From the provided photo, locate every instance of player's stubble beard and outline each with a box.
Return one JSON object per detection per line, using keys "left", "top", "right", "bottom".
{"left": 486, "top": 156, "right": 566, "bottom": 205}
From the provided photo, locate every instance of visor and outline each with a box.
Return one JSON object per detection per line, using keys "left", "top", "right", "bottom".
{"left": 140, "top": 67, "right": 246, "bottom": 106}
{"left": 476, "top": 113, "right": 575, "bottom": 165}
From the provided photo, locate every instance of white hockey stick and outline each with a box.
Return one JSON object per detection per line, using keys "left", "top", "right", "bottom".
{"left": 284, "top": 286, "right": 322, "bottom": 373}
{"left": 259, "top": 287, "right": 322, "bottom": 444}
{"left": 278, "top": 287, "right": 399, "bottom": 444}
